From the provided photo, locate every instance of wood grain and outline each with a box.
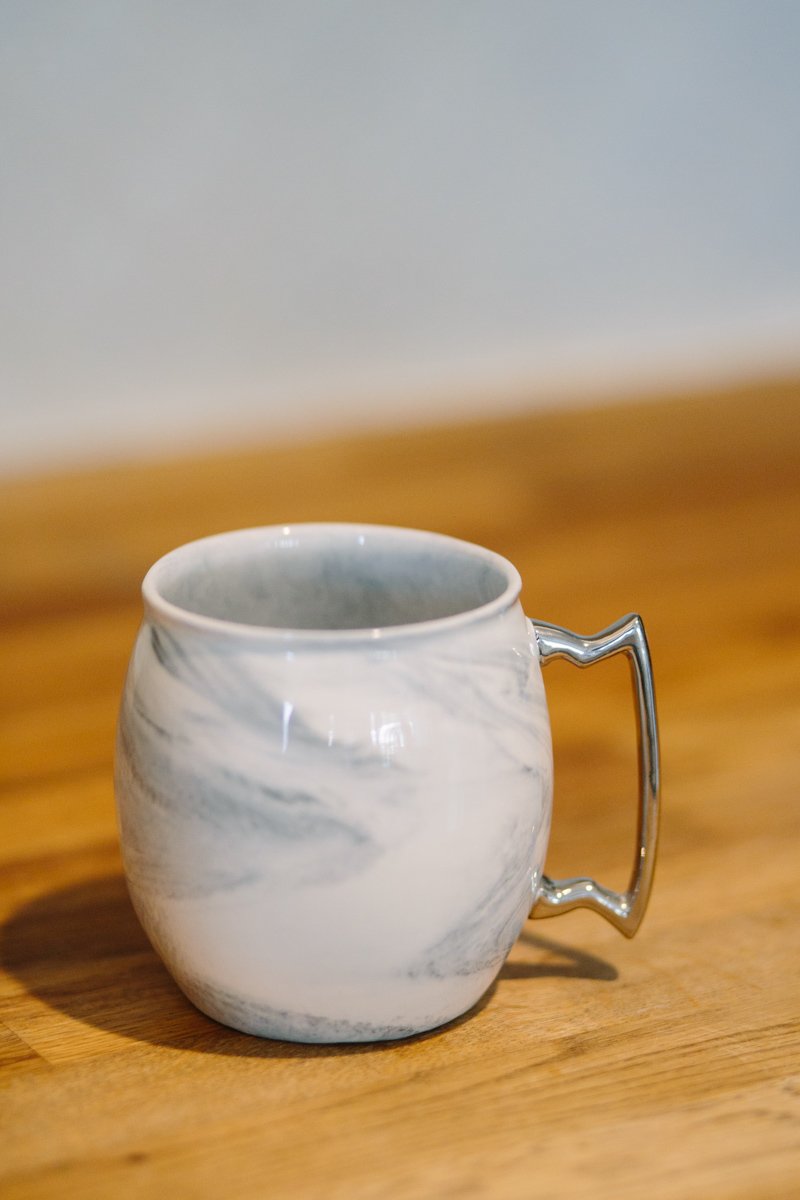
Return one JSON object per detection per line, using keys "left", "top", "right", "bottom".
{"left": 1, "top": 379, "right": 799, "bottom": 1198}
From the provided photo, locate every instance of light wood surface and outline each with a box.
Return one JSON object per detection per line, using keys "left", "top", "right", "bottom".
{"left": 1, "top": 380, "right": 799, "bottom": 1199}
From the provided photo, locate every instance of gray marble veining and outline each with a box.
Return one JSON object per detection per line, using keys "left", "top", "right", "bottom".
{"left": 115, "top": 525, "right": 553, "bottom": 1042}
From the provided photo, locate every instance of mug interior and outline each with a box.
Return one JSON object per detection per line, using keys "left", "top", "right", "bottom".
{"left": 146, "top": 525, "right": 516, "bottom": 633}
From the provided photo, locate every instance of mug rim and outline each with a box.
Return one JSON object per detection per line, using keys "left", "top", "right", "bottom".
{"left": 141, "top": 523, "right": 523, "bottom": 643}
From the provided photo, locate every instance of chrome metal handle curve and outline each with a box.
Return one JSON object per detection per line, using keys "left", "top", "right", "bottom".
{"left": 529, "top": 614, "right": 660, "bottom": 937}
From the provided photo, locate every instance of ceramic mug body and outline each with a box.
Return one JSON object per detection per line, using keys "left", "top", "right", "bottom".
{"left": 115, "top": 525, "right": 554, "bottom": 1042}
{"left": 117, "top": 523, "right": 662, "bottom": 1043}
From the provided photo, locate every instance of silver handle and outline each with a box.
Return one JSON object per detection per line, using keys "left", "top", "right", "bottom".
{"left": 529, "top": 614, "right": 660, "bottom": 937}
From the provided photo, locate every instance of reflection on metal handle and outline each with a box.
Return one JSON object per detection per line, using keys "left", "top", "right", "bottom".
{"left": 530, "top": 614, "right": 660, "bottom": 937}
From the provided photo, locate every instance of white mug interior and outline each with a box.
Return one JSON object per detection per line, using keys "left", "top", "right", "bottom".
{"left": 143, "top": 524, "right": 521, "bottom": 637}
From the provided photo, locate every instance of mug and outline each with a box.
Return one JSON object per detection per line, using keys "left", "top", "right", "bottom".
{"left": 115, "top": 523, "right": 660, "bottom": 1043}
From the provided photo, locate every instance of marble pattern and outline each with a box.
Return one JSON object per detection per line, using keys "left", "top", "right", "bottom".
{"left": 115, "top": 526, "right": 553, "bottom": 1042}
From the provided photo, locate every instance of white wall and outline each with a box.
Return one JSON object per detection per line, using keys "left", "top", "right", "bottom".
{"left": 2, "top": 1, "right": 800, "bottom": 474}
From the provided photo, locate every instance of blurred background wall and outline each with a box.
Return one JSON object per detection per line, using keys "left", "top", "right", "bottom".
{"left": 2, "top": 0, "right": 799, "bottom": 476}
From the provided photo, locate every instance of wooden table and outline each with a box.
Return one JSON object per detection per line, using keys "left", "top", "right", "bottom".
{"left": 2, "top": 380, "right": 799, "bottom": 1199}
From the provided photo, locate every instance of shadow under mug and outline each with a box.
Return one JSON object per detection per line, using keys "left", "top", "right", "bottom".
{"left": 115, "top": 524, "right": 660, "bottom": 1043}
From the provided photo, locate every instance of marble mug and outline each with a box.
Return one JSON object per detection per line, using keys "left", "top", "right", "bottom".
{"left": 115, "top": 524, "right": 660, "bottom": 1043}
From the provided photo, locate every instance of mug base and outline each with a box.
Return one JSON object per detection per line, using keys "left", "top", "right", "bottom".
{"left": 175, "top": 971, "right": 485, "bottom": 1044}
